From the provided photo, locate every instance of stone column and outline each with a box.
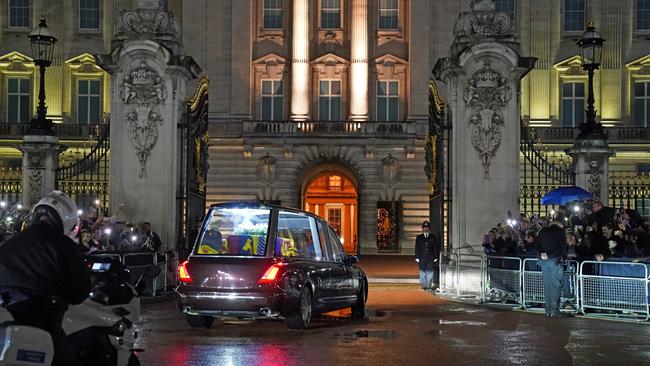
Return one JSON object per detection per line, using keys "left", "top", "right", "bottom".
{"left": 98, "top": 3, "right": 200, "bottom": 250}
{"left": 433, "top": 0, "right": 536, "bottom": 252}
{"left": 566, "top": 139, "right": 615, "bottom": 203}
{"left": 290, "top": 0, "right": 310, "bottom": 121}
{"left": 19, "top": 135, "right": 66, "bottom": 205}
{"left": 350, "top": 0, "right": 368, "bottom": 121}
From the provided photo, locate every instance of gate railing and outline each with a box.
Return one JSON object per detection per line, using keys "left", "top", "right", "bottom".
{"left": 56, "top": 123, "right": 110, "bottom": 208}
{"left": 520, "top": 119, "right": 575, "bottom": 217}
{"left": 609, "top": 172, "right": 650, "bottom": 221}
{"left": 0, "top": 167, "right": 22, "bottom": 203}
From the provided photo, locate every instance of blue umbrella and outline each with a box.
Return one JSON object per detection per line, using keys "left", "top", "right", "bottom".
{"left": 540, "top": 186, "right": 593, "bottom": 205}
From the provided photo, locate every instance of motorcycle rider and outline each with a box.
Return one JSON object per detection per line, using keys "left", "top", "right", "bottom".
{"left": 0, "top": 191, "right": 90, "bottom": 366}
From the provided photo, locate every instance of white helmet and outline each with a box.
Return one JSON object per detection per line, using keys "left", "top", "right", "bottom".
{"left": 30, "top": 191, "right": 78, "bottom": 234}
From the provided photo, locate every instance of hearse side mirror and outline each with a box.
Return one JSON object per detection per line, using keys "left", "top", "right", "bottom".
{"left": 345, "top": 255, "right": 359, "bottom": 265}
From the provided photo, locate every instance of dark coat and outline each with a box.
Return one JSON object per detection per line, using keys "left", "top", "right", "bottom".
{"left": 0, "top": 223, "right": 90, "bottom": 305}
{"left": 534, "top": 224, "right": 567, "bottom": 259}
{"left": 415, "top": 233, "right": 440, "bottom": 265}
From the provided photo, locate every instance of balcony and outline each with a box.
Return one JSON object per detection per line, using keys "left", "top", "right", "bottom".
{"left": 530, "top": 126, "right": 650, "bottom": 144}
{"left": 211, "top": 120, "right": 419, "bottom": 139}
{"left": 0, "top": 123, "right": 108, "bottom": 140}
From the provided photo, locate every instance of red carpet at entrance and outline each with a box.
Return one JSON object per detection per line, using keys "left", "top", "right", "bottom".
{"left": 356, "top": 255, "right": 419, "bottom": 281}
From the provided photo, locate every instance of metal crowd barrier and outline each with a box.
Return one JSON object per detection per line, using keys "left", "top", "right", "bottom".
{"left": 579, "top": 260, "right": 650, "bottom": 321}
{"left": 522, "top": 258, "right": 579, "bottom": 313}
{"left": 457, "top": 254, "right": 485, "bottom": 301}
{"left": 484, "top": 256, "right": 522, "bottom": 306}
{"left": 439, "top": 254, "right": 650, "bottom": 321}
{"left": 88, "top": 251, "right": 178, "bottom": 300}
{"left": 438, "top": 252, "right": 459, "bottom": 296}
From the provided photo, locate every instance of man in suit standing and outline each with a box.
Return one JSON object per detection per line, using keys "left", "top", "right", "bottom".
{"left": 415, "top": 221, "right": 440, "bottom": 291}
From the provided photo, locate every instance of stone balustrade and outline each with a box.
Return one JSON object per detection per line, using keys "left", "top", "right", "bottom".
{"left": 0, "top": 123, "right": 108, "bottom": 140}
{"left": 240, "top": 120, "right": 415, "bottom": 137}
{"left": 531, "top": 126, "right": 649, "bottom": 143}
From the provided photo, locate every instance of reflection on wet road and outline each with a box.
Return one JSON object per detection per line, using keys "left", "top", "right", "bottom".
{"left": 136, "top": 284, "right": 650, "bottom": 366}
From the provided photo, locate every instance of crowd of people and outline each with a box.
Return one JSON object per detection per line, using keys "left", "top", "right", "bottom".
{"left": 481, "top": 200, "right": 650, "bottom": 263}
{"left": 1, "top": 201, "right": 162, "bottom": 253}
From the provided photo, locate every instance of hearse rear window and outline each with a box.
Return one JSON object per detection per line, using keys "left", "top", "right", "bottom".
{"left": 195, "top": 207, "right": 271, "bottom": 256}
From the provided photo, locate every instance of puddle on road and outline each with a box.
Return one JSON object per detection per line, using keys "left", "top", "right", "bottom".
{"left": 369, "top": 309, "right": 389, "bottom": 317}
{"left": 438, "top": 320, "right": 488, "bottom": 326}
{"left": 436, "top": 306, "right": 485, "bottom": 314}
{"left": 425, "top": 329, "right": 442, "bottom": 337}
{"left": 333, "top": 330, "right": 398, "bottom": 340}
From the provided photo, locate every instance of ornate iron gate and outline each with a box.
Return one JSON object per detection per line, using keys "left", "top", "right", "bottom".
{"left": 427, "top": 80, "right": 449, "bottom": 250}
{"left": 609, "top": 172, "right": 650, "bottom": 221}
{"left": 180, "top": 76, "right": 209, "bottom": 255}
{"left": 520, "top": 119, "right": 575, "bottom": 217}
{"left": 56, "top": 124, "right": 110, "bottom": 210}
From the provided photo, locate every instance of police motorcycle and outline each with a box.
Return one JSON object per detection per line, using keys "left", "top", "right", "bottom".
{"left": 0, "top": 255, "right": 158, "bottom": 366}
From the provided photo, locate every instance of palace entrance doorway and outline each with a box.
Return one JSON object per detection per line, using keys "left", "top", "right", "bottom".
{"left": 302, "top": 170, "right": 358, "bottom": 254}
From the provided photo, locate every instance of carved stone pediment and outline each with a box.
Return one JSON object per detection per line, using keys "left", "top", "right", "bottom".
{"left": 625, "top": 54, "right": 650, "bottom": 77}
{"left": 0, "top": 51, "right": 35, "bottom": 72}
{"left": 65, "top": 53, "right": 105, "bottom": 75}
{"left": 374, "top": 54, "right": 409, "bottom": 80}
{"left": 554, "top": 55, "right": 586, "bottom": 76}
{"left": 253, "top": 54, "right": 287, "bottom": 79}
{"left": 312, "top": 53, "right": 349, "bottom": 78}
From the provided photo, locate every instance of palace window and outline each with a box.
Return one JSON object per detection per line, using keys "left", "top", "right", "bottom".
{"left": 328, "top": 175, "right": 342, "bottom": 191}
{"left": 634, "top": 81, "right": 650, "bottom": 127}
{"left": 8, "top": 0, "right": 30, "bottom": 28}
{"left": 561, "top": 82, "right": 585, "bottom": 127}
{"left": 79, "top": 0, "right": 100, "bottom": 29}
{"left": 263, "top": 0, "right": 283, "bottom": 29}
{"left": 495, "top": 0, "right": 515, "bottom": 20}
{"left": 77, "top": 79, "right": 101, "bottom": 124}
{"left": 638, "top": 0, "right": 650, "bottom": 31}
{"left": 377, "top": 81, "right": 398, "bottom": 121}
{"left": 321, "top": 0, "right": 341, "bottom": 29}
{"left": 378, "top": 0, "right": 398, "bottom": 30}
{"left": 563, "top": 0, "right": 585, "bottom": 32}
{"left": 261, "top": 80, "right": 283, "bottom": 121}
{"left": 319, "top": 80, "right": 341, "bottom": 121}
{"left": 6, "top": 78, "right": 30, "bottom": 123}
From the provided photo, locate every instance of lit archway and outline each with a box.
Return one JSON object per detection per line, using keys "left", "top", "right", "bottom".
{"left": 302, "top": 170, "right": 358, "bottom": 254}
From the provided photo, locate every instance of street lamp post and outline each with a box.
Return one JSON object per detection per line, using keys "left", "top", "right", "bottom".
{"left": 576, "top": 21, "right": 606, "bottom": 140}
{"left": 565, "top": 21, "right": 614, "bottom": 203}
{"left": 27, "top": 16, "right": 57, "bottom": 135}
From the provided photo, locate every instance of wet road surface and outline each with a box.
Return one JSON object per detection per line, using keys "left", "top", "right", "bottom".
{"left": 136, "top": 284, "right": 650, "bottom": 366}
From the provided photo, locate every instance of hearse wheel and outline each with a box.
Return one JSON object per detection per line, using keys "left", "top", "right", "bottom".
{"left": 185, "top": 314, "right": 215, "bottom": 329}
{"left": 286, "top": 286, "right": 312, "bottom": 329}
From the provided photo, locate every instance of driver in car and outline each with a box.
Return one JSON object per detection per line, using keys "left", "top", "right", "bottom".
{"left": 0, "top": 191, "right": 91, "bottom": 366}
